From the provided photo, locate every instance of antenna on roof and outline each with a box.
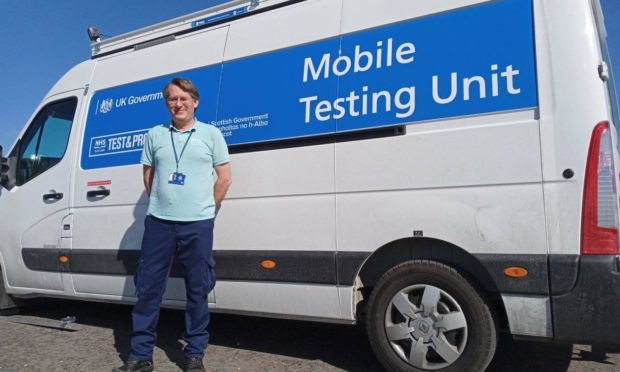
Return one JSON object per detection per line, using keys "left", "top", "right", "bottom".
{"left": 87, "top": 27, "right": 101, "bottom": 43}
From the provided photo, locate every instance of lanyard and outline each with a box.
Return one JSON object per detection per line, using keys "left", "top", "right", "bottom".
{"left": 170, "top": 127, "right": 194, "bottom": 173}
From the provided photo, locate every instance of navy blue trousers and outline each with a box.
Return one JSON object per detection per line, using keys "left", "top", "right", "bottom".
{"left": 129, "top": 215, "right": 216, "bottom": 361}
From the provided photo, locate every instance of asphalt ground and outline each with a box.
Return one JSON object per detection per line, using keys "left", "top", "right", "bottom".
{"left": 0, "top": 298, "right": 619, "bottom": 372}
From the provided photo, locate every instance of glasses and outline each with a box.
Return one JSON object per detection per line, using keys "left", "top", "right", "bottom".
{"left": 166, "top": 96, "right": 194, "bottom": 105}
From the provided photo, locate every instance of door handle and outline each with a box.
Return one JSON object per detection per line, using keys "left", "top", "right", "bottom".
{"left": 87, "top": 189, "right": 110, "bottom": 198}
{"left": 43, "top": 192, "right": 63, "bottom": 201}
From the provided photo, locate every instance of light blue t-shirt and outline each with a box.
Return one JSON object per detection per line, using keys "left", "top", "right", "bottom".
{"left": 140, "top": 120, "right": 230, "bottom": 221}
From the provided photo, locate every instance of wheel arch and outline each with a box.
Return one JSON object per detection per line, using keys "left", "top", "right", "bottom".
{"left": 0, "top": 247, "right": 7, "bottom": 285}
{"left": 0, "top": 245, "right": 20, "bottom": 312}
{"left": 353, "top": 237, "right": 507, "bottom": 328}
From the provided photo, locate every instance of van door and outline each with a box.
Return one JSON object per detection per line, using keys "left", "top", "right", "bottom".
{"left": 212, "top": 0, "right": 342, "bottom": 320}
{"left": 0, "top": 93, "right": 80, "bottom": 292}
{"left": 70, "top": 26, "right": 229, "bottom": 306}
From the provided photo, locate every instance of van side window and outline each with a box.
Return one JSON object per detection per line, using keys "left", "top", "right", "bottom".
{"left": 16, "top": 98, "right": 77, "bottom": 186}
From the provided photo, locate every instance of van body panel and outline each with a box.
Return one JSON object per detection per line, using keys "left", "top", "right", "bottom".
{"left": 46, "top": 61, "right": 95, "bottom": 101}
{"left": 90, "top": 0, "right": 293, "bottom": 58}
{"left": 223, "top": 0, "right": 342, "bottom": 61}
{"left": 336, "top": 184, "right": 546, "bottom": 256}
{"left": 336, "top": 111, "right": 546, "bottom": 257}
{"left": 91, "top": 26, "right": 229, "bottom": 90}
{"left": 535, "top": 0, "right": 613, "bottom": 257}
{"left": 214, "top": 281, "right": 342, "bottom": 320}
{"left": 552, "top": 255, "right": 620, "bottom": 343}
{"left": 501, "top": 294, "right": 552, "bottom": 338}
{"left": 228, "top": 145, "right": 335, "bottom": 197}
{"left": 216, "top": 195, "right": 336, "bottom": 252}
{"left": 340, "top": 0, "right": 494, "bottom": 35}
{"left": 336, "top": 112, "right": 541, "bottom": 192}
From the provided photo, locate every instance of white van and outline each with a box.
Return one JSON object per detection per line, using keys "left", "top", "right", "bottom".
{"left": 1, "top": 0, "right": 619, "bottom": 371}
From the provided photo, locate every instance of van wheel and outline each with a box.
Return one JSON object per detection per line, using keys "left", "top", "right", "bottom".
{"left": 366, "top": 260, "right": 496, "bottom": 372}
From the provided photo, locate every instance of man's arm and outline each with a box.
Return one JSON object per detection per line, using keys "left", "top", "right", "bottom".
{"left": 143, "top": 165, "right": 154, "bottom": 196}
{"left": 213, "top": 162, "right": 232, "bottom": 208}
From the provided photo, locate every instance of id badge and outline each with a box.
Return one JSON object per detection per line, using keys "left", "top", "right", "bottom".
{"left": 168, "top": 172, "right": 186, "bottom": 185}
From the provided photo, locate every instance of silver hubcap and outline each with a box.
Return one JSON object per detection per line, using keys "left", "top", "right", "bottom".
{"left": 384, "top": 284, "right": 468, "bottom": 370}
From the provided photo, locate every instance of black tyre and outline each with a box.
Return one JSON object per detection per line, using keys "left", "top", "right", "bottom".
{"left": 366, "top": 260, "right": 496, "bottom": 372}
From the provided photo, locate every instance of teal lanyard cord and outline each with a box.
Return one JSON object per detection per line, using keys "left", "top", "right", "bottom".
{"left": 170, "top": 128, "right": 194, "bottom": 173}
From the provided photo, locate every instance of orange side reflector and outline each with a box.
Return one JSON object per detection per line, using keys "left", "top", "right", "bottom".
{"left": 503, "top": 266, "right": 528, "bottom": 278}
{"left": 261, "top": 259, "right": 276, "bottom": 269}
{"left": 59, "top": 255, "right": 69, "bottom": 264}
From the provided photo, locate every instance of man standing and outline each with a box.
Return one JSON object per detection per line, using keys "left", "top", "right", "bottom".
{"left": 115, "top": 78, "right": 232, "bottom": 372}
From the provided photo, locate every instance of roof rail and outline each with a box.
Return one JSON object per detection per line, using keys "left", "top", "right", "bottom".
{"left": 90, "top": 0, "right": 295, "bottom": 58}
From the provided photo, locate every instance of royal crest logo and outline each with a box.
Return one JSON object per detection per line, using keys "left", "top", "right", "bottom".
{"left": 99, "top": 98, "right": 113, "bottom": 114}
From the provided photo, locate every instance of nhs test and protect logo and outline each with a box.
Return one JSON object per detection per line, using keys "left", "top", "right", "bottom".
{"left": 89, "top": 129, "right": 149, "bottom": 157}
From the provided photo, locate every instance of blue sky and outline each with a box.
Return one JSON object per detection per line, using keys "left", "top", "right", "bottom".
{"left": 1, "top": 0, "right": 620, "bottom": 152}
{"left": 0, "top": 0, "right": 229, "bottom": 152}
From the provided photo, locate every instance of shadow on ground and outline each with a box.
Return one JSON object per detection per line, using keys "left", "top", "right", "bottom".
{"left": 11, "top": 298, "right": 620, "bottom": 371}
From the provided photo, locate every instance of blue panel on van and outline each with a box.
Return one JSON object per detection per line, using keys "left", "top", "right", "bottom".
{"left": 335, "top": 0, "right": 537, "bottom": 133}
{"left": 81, "top": 0, "right": 536, "bottom": 170}
{"left": 215, "top": 37, "right": 340, "bottom": 145}
{"left": 81, "top": 68, "right": 221, "bottom": 170}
